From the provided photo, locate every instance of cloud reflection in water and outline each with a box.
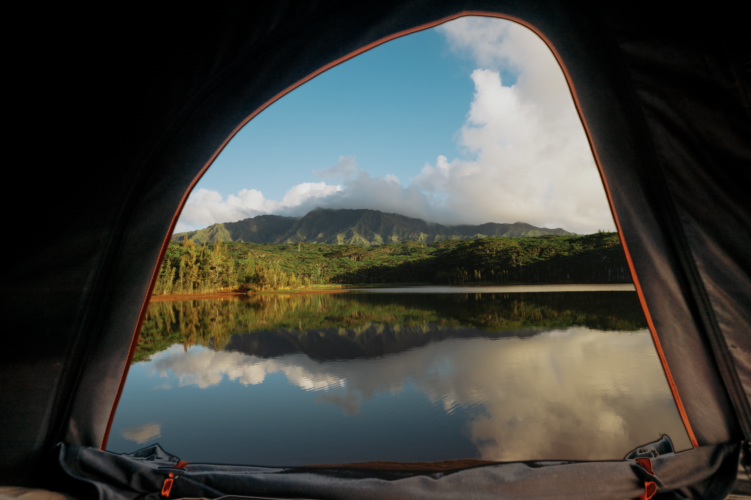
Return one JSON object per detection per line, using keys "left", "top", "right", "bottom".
{"left": 122, "top": 423, "right": 162, "bottom": 444}
{"left": 151, "top": 327, "right": 691, "bottom": 461}
{"left": 153, "top": 348, "right": 346, "bottom": 391}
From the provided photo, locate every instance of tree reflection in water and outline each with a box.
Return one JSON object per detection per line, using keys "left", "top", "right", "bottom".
{"left": 136, "top": 291, "right": 647, "bottom": 362}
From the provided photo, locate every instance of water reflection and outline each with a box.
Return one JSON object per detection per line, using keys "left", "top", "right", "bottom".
{"left": 109, "top": 291, "right": 691, "bottom": 465}
{"left": 153, "top": 348, "right": 346, "bottom": 390}
{"left": 121, "top": 422, "right": 162, "bottom": 444}
{"left": 135, "top": 291, "right": 650, "bottom": 362}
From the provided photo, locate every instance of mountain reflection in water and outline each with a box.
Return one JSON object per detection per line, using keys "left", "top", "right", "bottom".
{"left": 107, "top": 291, "right": 692, "bottom": 465}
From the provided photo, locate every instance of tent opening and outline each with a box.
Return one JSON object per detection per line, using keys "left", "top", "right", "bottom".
{"left": 104, "top": 15, "right": 694, "bottom": 468}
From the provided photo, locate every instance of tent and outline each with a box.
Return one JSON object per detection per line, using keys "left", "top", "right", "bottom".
{"left": 1, "top": 0, "right": 749, "bottom": 498}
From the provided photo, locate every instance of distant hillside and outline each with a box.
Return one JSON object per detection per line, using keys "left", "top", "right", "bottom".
{"left": 172, "top": 215, "right": 298, "bottom": 245}
{"left": 172, "top": 208, "right": 572, "bottom": 245}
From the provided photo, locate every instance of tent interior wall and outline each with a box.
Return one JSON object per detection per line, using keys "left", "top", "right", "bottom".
{"left": 1, "top": 0, "right": 749, "bottom": 497}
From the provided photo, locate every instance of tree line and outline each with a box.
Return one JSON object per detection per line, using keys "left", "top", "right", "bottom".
{"left": 153, "top": 232, "right": 631, "bottom": 295}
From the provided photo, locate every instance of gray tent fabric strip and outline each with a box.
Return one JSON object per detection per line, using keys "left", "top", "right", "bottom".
{"left": 55, "top": 441, "right": 740, "bottom": 500}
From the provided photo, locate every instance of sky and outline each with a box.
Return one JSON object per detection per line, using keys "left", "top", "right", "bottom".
{"left": 176, "top": 16, "right": 616, "bottom": 235}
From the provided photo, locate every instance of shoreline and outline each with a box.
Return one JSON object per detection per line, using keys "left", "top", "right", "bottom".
{"left": 150, "top": 282, "right": 635, "bottom": 302}
{"left": 347, "top": 283, "right": 636, "bottom": 294}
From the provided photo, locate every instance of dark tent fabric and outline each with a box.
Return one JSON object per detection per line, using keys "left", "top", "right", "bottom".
{"left": 1, "top": 0, "right": 749, "bottom": 497}
{"left": 52, "top": 439, "right": 741, "bottom": 500}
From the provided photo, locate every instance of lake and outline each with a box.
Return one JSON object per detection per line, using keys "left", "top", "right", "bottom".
{"left": 107, "top": 286, "right": 692, "bottom": 466}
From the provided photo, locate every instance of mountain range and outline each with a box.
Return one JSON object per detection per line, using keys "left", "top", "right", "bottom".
{"left": 172, "top": 208, "right": 572, "bottom": 246}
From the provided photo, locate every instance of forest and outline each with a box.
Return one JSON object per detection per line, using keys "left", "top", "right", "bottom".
{"left": 135, "top": 291, "right": 648, "bottom": 362}
{"left": 152, "top": 232, "right": 631, "bottom": 296}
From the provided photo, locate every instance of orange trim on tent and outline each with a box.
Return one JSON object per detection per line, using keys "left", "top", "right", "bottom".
{"left": 635, "top": 458, "right": 658, "bottom": 499}
{"left": 161, "top": 473, "right": 175, "bottom": 497}
{"left": 560, "top": 48, "right": 701, "bottom": 447}
{"left": 100, "top": 230, "right": 167, "bottom": 449}
{"left": 550, "top": 46, "right": 700, "bottom": 447}
{"left": 102, "top": 10, "right": 698, "bottom": 450}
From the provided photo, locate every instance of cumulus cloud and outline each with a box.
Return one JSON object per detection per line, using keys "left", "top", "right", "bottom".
{"left": 416, "top": 17, "right": 615, "bottom": 232}
{"left": 176, "top": 17, "right": 615, "bottom": 234}
{"left": 152, "top": 328, "right": 691, "bottom": 461}
{"left": 411, "top": 66, "right": 611, "bottom": 232}
{"left": 177, "top": 156, "right": 445, "bottom": 231}
{"left": 284, "top": 156, "right": 443, "bottom": 223}
{"left": 176, "top": 182, "right": 342, "bottom": 233}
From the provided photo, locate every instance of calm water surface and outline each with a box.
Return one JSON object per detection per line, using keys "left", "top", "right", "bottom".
{"left": 108, "top": 288, "right": 691, "bottom": 465}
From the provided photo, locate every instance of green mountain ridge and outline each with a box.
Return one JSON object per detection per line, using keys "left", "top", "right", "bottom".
{"left": 173, "top": 208, "right": 573, "bottom": 246}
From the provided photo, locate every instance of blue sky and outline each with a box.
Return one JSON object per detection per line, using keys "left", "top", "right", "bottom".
{"left": 178, "top": 17, "right": 615, "bottom": 234}
{"left": 196, "top": 28, "right": 493, "bottom": 200}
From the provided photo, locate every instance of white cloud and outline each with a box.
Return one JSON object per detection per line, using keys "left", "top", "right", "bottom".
{"left": 177, "top": 156, "right": 447, "bottom": 231}
{"left": 176, "top": 17, "right": 615, "bottom": 234}
{"left": 411, "top": 65, "right": 612, "bottom": 232}
{"left": 283, "top": 159, "right": 446, "bottom": 222}
{"left": 414, "top": 17, "right": 614, "bottom": 232}
{"left": 176, "top": 182, "right": 342, "bottom": 232}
